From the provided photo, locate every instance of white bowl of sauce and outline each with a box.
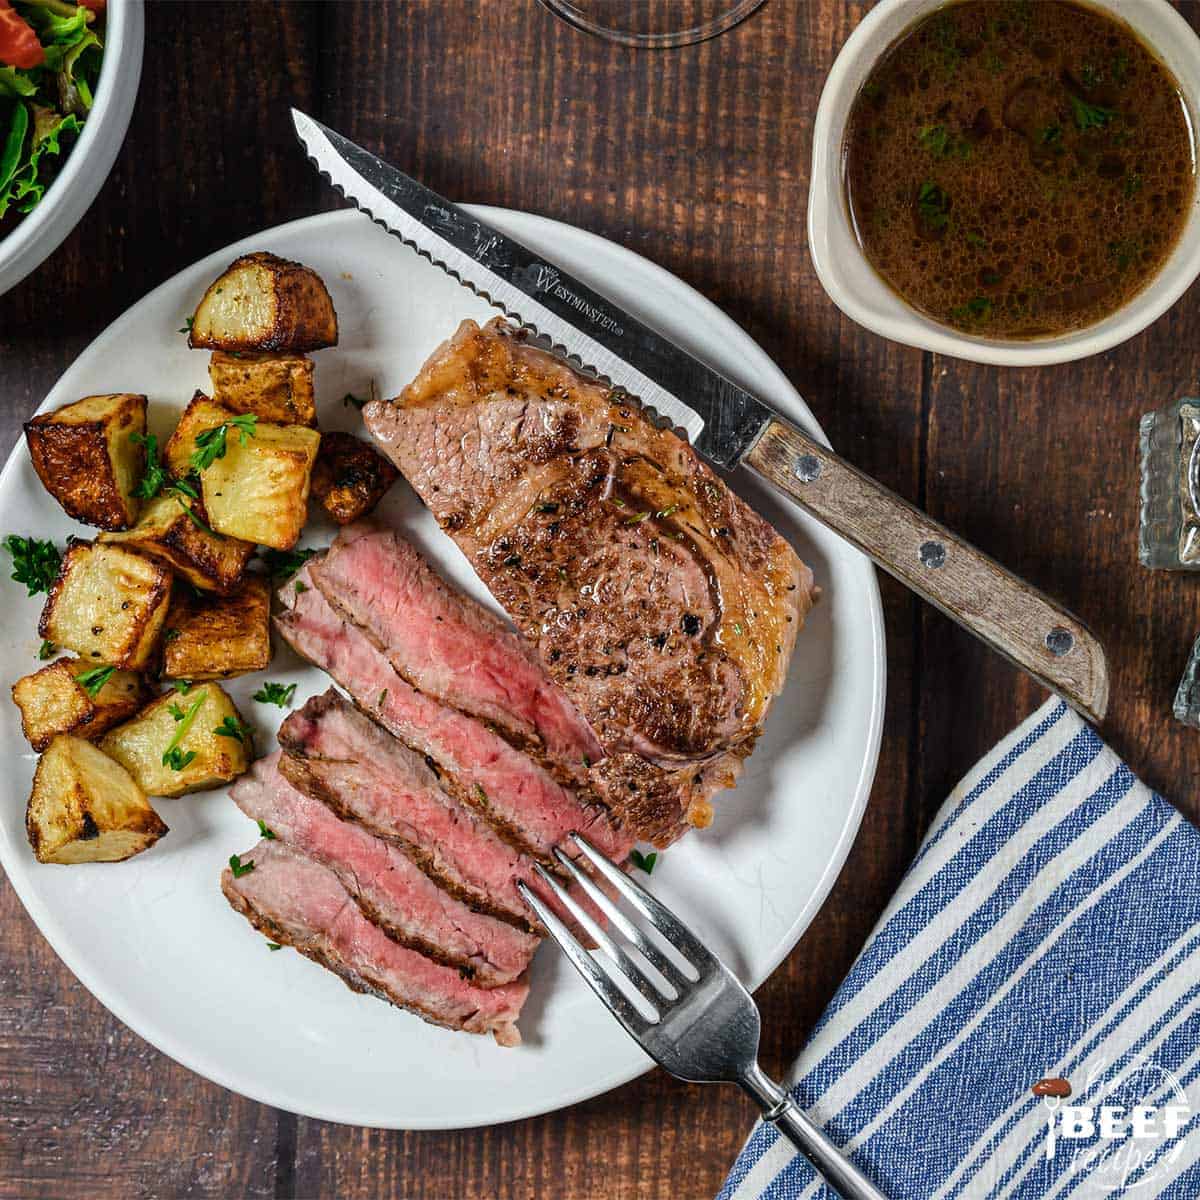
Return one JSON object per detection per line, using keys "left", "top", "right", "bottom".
{"left": 808, "top": 0, "right": 1200, "bottom": 365}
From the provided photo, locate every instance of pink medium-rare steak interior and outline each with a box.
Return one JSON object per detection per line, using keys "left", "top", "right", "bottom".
{"left": 232, "top": 753, "right": 539, "bottom": 986}
{"left": 277, "top": 689, "right": 563, "bottom": 931}
{"left": 364, "top": 317, "right": 816, "bottom": 830}
{"left": 275, "top": 565, "right": 632, "bottom": 863}
{"left": 220, "top": 840, "right": 529, "bottom": 1046}
{"left": 313, "top": 523, "right": 604, "bottom": 772}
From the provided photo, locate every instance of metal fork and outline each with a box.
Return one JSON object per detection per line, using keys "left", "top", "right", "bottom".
{"left": 517, "top": 834, "right": 888, "bottom": 1200}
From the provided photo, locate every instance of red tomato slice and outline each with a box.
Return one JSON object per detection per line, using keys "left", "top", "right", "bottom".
{"left": 0, "top": 0, "right": 43, "bottom": 70}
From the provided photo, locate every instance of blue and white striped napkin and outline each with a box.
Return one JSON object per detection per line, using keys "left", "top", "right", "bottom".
{"left": 721, "top": 699, "right": 1200, "bottom": 1200}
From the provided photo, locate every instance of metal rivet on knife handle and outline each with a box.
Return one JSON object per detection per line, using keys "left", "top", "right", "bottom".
{"left": 745, "top": 418, "right": 1110, "bottom": 724}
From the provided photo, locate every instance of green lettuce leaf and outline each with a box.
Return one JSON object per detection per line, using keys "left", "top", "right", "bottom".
{"left": 0, "top": 68, "right": 37, "bottom": 100}
{"left": 0, "top": 103, "right": 30, "bottom": 197}
{"left": 16, "top": 3, "right": 90, "bottom": 47}
{"left": 0, "top": 105, "right": 80, "bottom": 217}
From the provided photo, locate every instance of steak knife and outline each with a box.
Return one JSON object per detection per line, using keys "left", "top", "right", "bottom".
{"left": 291, "top": 109, "right": 1109, "bottom": 724}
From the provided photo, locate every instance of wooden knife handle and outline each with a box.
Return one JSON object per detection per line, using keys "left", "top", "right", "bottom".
{"left": 745, "top": 416, "right": 1110, "bottom": 723}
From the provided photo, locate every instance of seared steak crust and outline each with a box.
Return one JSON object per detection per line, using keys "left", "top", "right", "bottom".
{"left": 365, "top": 318, "right": 816, "bottom": 837}
{"left": 221, "top": 840, "right": 528, "bottom": 1045}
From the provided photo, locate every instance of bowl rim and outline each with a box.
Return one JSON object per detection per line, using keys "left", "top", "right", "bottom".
{"left": 807, "top": 0, "right": 1200, "bottom": 366}
{"left": 0, "top": 0, "right": 143, "bottom": 279}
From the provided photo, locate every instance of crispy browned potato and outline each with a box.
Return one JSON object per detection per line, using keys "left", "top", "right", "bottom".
{"left": 162, "top": 576, "right": 271, "bottom": 680}
{"left": 24, "top": 394, "right": 146, "bottom": 530}
{"left": 12, "top": 658, "right": 149, "bottom": 751}
{"left": 200, "top": 422, "right": 321, "bottom": 550}
{"left": 27, "top": 735, "right": 167, "bottom": 864}
{"left": 208, "top": 351, "right": 316, "bottom": 426}
{"left": 310, "top": 431, "right": 399, "bottom": 525}
{"left": 99, "top": 493, "right": 254, "bottom": 594}
{"left": 163, "top": 392, "right": 231, "bottom": 478}
{"left": 101, "top": 684, "right": 252, "bottom": 797}
{"left": 39, "top": 542, "right": 172, "bottom": 670}
{"left": 189, "top": 252, "right": 338, "bottom": 353}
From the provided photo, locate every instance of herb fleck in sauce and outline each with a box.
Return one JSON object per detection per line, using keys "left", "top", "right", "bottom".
{"left": 844, "top": 0, "right": 1195, "bottom": 338}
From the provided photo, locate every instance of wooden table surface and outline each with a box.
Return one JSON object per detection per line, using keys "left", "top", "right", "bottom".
{"left": 3, "top": 2, "right": 1200, "bottom": 1196}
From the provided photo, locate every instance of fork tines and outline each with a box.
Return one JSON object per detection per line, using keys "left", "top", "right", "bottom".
{"left": 516, "top": 833, "right": 712, "bottom": 1037}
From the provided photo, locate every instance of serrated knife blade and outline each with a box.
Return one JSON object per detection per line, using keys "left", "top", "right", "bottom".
{"left": 290, "top": 108, "right": 1111, "bottom": 724}
{"left": 291, "top": 108, "right": 775, "bottom": 466}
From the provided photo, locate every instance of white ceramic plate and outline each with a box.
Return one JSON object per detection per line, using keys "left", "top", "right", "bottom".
{"left": 0, "top": 208, "right": 884, "bottom": 1129}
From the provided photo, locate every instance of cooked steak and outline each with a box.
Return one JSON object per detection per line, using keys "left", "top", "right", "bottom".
{"left": 232, "top": 752, "right": 539, "bottom": 986}
{"left": 312, "top": 522, "right": 603, "bottom": 773}
{"left": 277, "top": 690, "right": 557, "bottom": 931}
{"left": 275, "top": 566, "right": 632, "bottom": 863}
{"left": 364, "top": 318, "right": 815, "bottom": 834}
{"left": 221, "top": 840, "right": 528, "bottom": 1045}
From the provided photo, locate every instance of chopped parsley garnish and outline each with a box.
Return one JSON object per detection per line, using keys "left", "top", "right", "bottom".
{"left": 343, "top": 392, "right": 367, "bottom": 410}
{"left": 3, "top": 535, "right": 60, "bottom": 596}
{"left": 1039, "top": 124, "right": 1062, "bottom": 146}
{"left": 162, "top": 691, "right": 206, "bottom": 765}
{"left": 171, "top": 678, "right": 193, "bottom": 694}
{"left": 655, "top": 505, "right": 679, "bottom": 519}
{"left": 535, "top": 502, "right": 559, "bottom": 513}
{"left": 964, "top": 230, "right": 987, "bottom": 248}
{"left": 75, "top": 664, "right": 115, "bottom": 697}
{"left": 267, "top": 942, "right": 282, "bottom": 951}
{"left": 130, "top": 432, "right": 168, "bottom": 499}
{"left": 733, "top": 622, "right": 744, "bottom": 636}
{"left": 917, "top": 180, "right": 951, "bottom": 232}
{"left": 259, "top": 546, "right": 319, "bottom": 580}
{"left": 624, "top": 511, "right": 651, "bottom": 525}
{"left": 252, "top": 681, "right": 296, "bottom": 708}
{"left": 630, "top": 848, "right": 658, "bottom": 875}
{"left": 170, "top": 490, "right": 216, "bottom": 535}
{"left": 190, "top": 414, "right": 258, "bottom": 472}
{"left": 229, "top": 853, "right": 255, "bottom": 879}
{"left": 178, "top": 316, "right": 194, "bottom": 335}
{"left": 917, "top": 124, "right": 969, "bottom": 160}
{"left": 294, "top": 579, "right": 307, "bottom": 593}
{"left": 1070, "top": 95, "right": 1116, "bottom": 132}
{"left": 256, "top": 818, "right": 277, "bottom": 840}
{"left": 582, "top": 754, "right": 592, "bottom": 769}
{"left": 473, "top": 783, "right": 488, "bottom": 805}
{"left": 214, "top": 716, "right": 250, "bottom": 742}
{"left": 168, "top": 475, "right": 200, "bottom": 500}
{"left": 38, "top": 639, "right": 56, "bottom": 660}
{"left": 378, "top": 689, "right": 388, "bottom": 707}
{"left": 163, "top": 628, "right": 180, "bottom": 642}
{"left": 950, "top": 295, "right": 993, "bottom": 323}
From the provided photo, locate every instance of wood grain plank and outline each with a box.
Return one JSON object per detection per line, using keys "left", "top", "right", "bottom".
{"left": 0, "top": 3, "right": 323, "bottom": 1196}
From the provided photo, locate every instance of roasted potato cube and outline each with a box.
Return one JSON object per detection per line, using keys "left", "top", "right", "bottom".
{"left": 162, "top": 575, "right": 271, "bottom": 680}
{"left": 200, "top": 422, "right": 320, "bottom": 550}
{"left": 12, "top": 658, "right": 148, "bottom": 751}
{"left": 101, "top": 683, "right": 253, "bottom": 797}
{"left": 310, "top": 432, "right": 398, "bottom": 525}
{"left": 39, "top": 542, "right": 172, "bottom": 670}
{"left": 24, "top": 393, "right": 146, "bottom": 530}
{"left": 99, "top": 493, "right": 254, "bottom": 594}
{"left": 27, "top": 735, "right": 167, "bottom": 864}
{"left": 189, "top": 252, "right": 338, "bottom": 353}
{"left": 163, "top": 392, "right": 231, "bottom": 478}
{"left": 209, "top": 351, "right": 316, "bottom": 426}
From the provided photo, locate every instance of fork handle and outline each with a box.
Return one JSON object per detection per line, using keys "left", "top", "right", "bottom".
{"left": 741, "top": 1064, "right": 888, "bottom": 1200}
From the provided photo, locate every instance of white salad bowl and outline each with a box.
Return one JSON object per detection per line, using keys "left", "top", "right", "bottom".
{"left": 808, "top": 0, "right": 1200, "bottom": 366}
{"left": 0, "top": 0, "right": 144, "bottom": 298}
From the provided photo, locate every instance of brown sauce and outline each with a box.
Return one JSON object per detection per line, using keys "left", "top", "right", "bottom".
{"left": 843, "top": 0, "right": 1196, "bottom": 338}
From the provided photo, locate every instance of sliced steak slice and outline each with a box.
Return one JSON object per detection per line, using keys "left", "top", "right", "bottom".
{"left": 277, "top": 689, "right": 551, "bottom": 931}
{"left": 364, "top": 318, "right": 815, "bottom": 834}
{"left": 231, "top": 752, "right": 539, "bottom": 986}
{"left": 221, "top": 840, "right": 528, "bottom": 1046}
{"left": 311, "top": 522, "right": 603, "bottom": 774}
{"left": 275, "top": 568, "right": 631, "bottom": 864}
